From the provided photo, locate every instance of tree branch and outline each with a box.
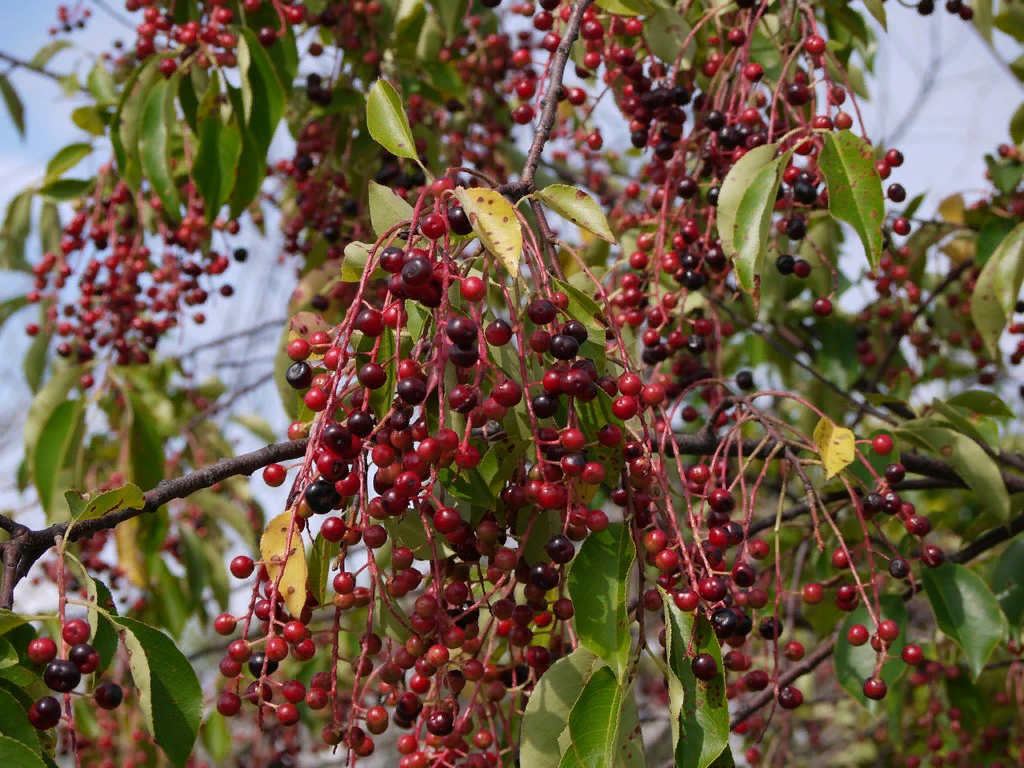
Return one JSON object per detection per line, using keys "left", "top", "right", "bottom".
{"left": 729, "top": 507, "right": 1024, "bottom": 727}
{"left": 0, "top": 50, "right": 86, "bottom": 93}
{"left": 497, "top": 0, "right": 594, "bottom": 200}
{"left": 0, "top": 439, "right": 309, "bottom": 610}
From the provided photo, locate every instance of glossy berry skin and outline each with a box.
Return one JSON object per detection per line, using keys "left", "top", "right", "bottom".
{"left": 94, "top": 682, "right": 124, "bottom": 710}
{"left": 28, "top": 696, "right": 62, "bottom": 730}
{"left": 27, "top": 637, "right": 57, "bottom": 665}
{"left": 43, "top": 659, "right": 81, "bottom": 693}
{"left": 847, "top": 624, "right": 869, "bottom": 646}
{"left": 777, "top": 686, "right": 803, "bottom": 709}
{"left": 62, "top": 618, "right": 90, "bottom": 646}
{"left": 691, "top": 653, "right": 717, "bottom": 680}
{"left": 863, "top": 677, "right": 887, "bottom": 700}
{"left": 871, "top": 434, "right": 893, "bottom": 455}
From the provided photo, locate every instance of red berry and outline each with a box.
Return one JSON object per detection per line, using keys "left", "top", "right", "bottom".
{"left": 263, "top": 463, "right": 286, "bottom": 487}
{"left": 863, "top": 676, "right": 887, "bottom": 700}
{"left": 62, "top": 619, "right": 90, "bottom": 646}
{"left": 871, "top": 434, "right": 894, "bottom": 456}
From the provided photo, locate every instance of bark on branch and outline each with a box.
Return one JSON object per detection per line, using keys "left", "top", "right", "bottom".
{"left": 0, "top": 439, "right": 309, "bottom": 609}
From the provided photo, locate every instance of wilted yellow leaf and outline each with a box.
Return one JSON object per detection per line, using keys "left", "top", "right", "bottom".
{"left": 260, "top": 511, "right": 308, "bottom": 618}
{"left": 454, "top": 187, "right": 523, "bottom": 275}
{"left": 937, "top": 193, "right": 965, "bottom": 225}
{"left": 116, "top": 516, "right": 147, "bottom": 587}
{"left": 812, "top": 417, "right": 855, "bottom": 479}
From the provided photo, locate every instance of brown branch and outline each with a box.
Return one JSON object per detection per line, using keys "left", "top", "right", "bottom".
{"left": 497, "top": 0, "right": 594, "bottom": 201}
{"left": 0, "top": 439, "right": 309, "bottom": 609}
{"left": 730, "top": 507, "right": 1024, "bottom": 727}
{"left": 0, "top": 50, "right": 87, "bottom": 93}
{"left": 657, "top": 431, "right": 1024, "bottom": 495}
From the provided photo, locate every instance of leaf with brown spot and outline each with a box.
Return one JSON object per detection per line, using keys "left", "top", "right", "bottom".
{"left": 454, "top": 187, "right": 523, "bottom": 275}
{"left": 819, "top": 130, "right": 885, "bottom": 269}
{"left": 259, "top": 511, "right": 308, "bottom": 618}
{"left": 534, "top": 184, "right": 615, "bottom": 243}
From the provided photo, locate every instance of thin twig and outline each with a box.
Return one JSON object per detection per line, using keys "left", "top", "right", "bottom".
{"left": 0, "top": 50, "right": 87, "bottom": 93}
{"left": 497, "top": 0, "right": 594, "bottom": 200}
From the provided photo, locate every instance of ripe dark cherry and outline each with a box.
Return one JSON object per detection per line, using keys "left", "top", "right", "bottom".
{"left": 69, "top": 643, "right": 99, "bottom": 673}
{"left": 94, "top": 682, "right": 124, "bottom": 710}
{"left": 691, "top": 653, "right": 717, "bottom": 680}
{"left": 527, "top": 299, "right": 557, "bottom": 325}
{"left": 347, "top": 410, "right": 376, "bottom": 438}
{"left": 305, "top": 479, "right": 341, "bottom": 514}
{"left": 43, "top": 659, "right": 81, "bottom": 693}
{"left": 28, "top": 696, "right": 62, "bottom": 730}
{"left": 248, "top": 652, "right": 279, "bottom": 678}
{"left": 545, "top": 535, "right": 575, "bottom": 564}
{"left": 888, "top": 557, "right": 910, "bottom": 579}
{"left": 425, "top": 709, "right": 455, "bottom": 736}
{"left": 710, "top": 608, "right": 737, "bottom": 638}
{"left": 758, "top": 617, "right": 783, "bottom": 640}
{"left": 285, "top": 361, "right": 313, "bottom": 390}
{"left": 447, "top": 205, "right": 473, "bottom": 235}
{"left": 485, "top": 319, "right": 514, "bottom": 346}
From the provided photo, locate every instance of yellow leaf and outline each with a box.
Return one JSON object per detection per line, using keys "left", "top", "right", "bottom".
{"left": 812, "top": 417, "right": 855, "bottom": 479}
{"left": 454, "top": 187, "right": 523, "bottom": 275}
{"left": 260, "top": 511, "right": 308, "bottom": 618}
{"left": 116, "top": 517, "right": 147, "bottom": 587}
{"left": 937, "top": 193, "right": 965, "bottom": 226}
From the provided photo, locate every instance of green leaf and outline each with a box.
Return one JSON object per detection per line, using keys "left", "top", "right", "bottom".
{"left": 643, "top": 8, "right": 696, "bottom": 69}
{"left": 819, "top": 130, "right": 885, "bottom": 269}
{"left": 594, "top": 0, "right": 653, "bottom": 15}
{"left": 33, "top": 398, "right": 84, "bottom": 515}
{"left": 111, "top": 57, "right": 163, "bottom": 191}
{"left": 534, "top": 184, "right": 615, "bottom": 243}
{"left": 0, "top": 75, "right": 25, "bottom": 138}
{"left": 24, "top": 365, "right": 82, "bottom": 493}
{"left": 662, "top": 598, "right": 730, "bottom": 768}
{"left": 223, "top": 84, "right": 266, "bottom": 218}
{"left": 863, "top": 0, "right": 887, "bottom": 29}
{"left": 368, "top": 180, "right": 414, "bottom": 238}
{"left": 65, "top": 483, "right": 145, "bottom": 530}
{"left": 991, "top": 537, "right": 1024, "bottom": 628}
{"left": 38, "top": 178, "right": 89, "bottom": 201}
{"left": 717, "top": 142, "right": 787, "bottom": 308}
{"left": 566, "top": 523, "right": 634, "bottom": 678}
{"left": 45, "top": 142, "right": 92, "bottom": 183}
{"left": 0, "top": 686, "right": 40, "bottom": 754}
{"left": 894, "top": 422, "right": 1009, "bottom": 521}
{"left": 113, "top": 617, "right": 203, "bottom": 767}
{"left": 921, "top": 563, "right": 1008, "bottom": 679}
{"left": 520, "top": 648, "right": 603, "bottom": 768}
{"left": 237, "top": 29, "right": 285, "bottom": 155}
{"left": 0, "top": 296, "right": 27, "bottom": 332}
{"left": 975, "top": 216, "right": 1016, "bottom": 266}
{"left": 984, "top": 154, "right": 1024, "bottom": 195}
{"left": 1011, "top": 102, "right": 1024, "bottom": 145}
{"left": 0, "top": 612, "right": 27, "bottom": 636}
{"left": 87, "top": 60, "right": 117, "bottom": 105}
{"left": 192, "top": 116, "right": 241, "bottom": 223}
{"left": 139, "top": 77, "right": 181, "bottom": 221}
{"left": 71, "top": 105, "right": 107, "bottom": 136}
{"left": 202, "top": 712, "right": 232, "bottom": 764}
{"left": 430, "top": 0, "right": 468, "bottom": 39}
{"left": 995, "top": 6, "right": 1024, "bottom": 40}
{"left": 557, "top": 665, "right": 625, "bottom": 768}
{"left": 366, "top": 80, "right": 419, "bottom": 162}
{"left": 0, "top": 735, "right": 47, "bottom": 768}
{"left": 230, "top": 414, "right": 277, "bottom": 443}
{"left": 0, "top": 189, "right": 33, "bottom": 271}
{"left": 835, "top": 596, "right": 909, "bottom": 710}
{"left": 126, "top": 391, "right": 165, "bottom": 492}
{"left": 30, "top": 40, "right": 71, "bottom": 69}
{"left": 971, "top": 219, "right": 1024, "bottom": 360}
{"left": 947, "top": 390, "right": 1013, "bottom": 418}
{"left": 306, "top": 532, "right": 339, "bottom": 608}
